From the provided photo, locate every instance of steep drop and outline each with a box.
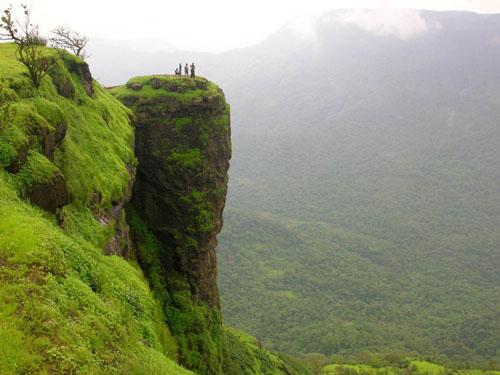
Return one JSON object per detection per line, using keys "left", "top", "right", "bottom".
{"left": 111, "top": 75, "right": 231, "bottom": 374}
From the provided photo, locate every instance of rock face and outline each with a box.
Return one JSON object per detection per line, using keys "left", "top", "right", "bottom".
{"left": 113, "top": 75, "right": 231, "bottom": 374}
{"left": 117, "top": 75, "right": 231, "bottom": 308}
{"left": 29, "top": 172, "right": 69, "bottom": 212}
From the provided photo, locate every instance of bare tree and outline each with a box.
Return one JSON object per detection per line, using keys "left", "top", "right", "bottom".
{"left": 50, "top": 26, "right": 89, "bottom": 59}
{"left": 0, "top": 4, "right": 57, "bottom": 89}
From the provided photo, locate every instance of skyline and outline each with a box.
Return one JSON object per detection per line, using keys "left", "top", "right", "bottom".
{"left": 1, "top": 0, "right": 500, "bottom": 52}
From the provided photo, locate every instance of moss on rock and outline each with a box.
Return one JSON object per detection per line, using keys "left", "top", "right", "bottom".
{"left": 114, "top": 75, "right": 231, "bottom": 374}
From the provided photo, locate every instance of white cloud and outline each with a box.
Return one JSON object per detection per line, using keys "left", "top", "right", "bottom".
{"left": 1, "top": 0, "right": 496, "bottom": 51}
{"left": 285, "top": 16, "right": 318, "bottom": 40}
{"left": 337, "top": 9, "right": 440, "bottom": 39}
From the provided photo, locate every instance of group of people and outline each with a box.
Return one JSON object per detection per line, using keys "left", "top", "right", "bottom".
{"left": 175, "top": 63, "right": 196, "bottom": 77}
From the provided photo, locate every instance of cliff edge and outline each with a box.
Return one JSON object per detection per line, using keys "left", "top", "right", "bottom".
{"left": 111, "top": 75, "right": 231, "bottom": 374}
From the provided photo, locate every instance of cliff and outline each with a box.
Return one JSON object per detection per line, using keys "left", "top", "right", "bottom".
{"left": 0, "top": 42, "right": 311, "bottom": 375}
{"left": 112, "top": 75, "right": 230, "bottom": 308}
{"left": 111, "top": 75, "right": 231, "bottom": 374}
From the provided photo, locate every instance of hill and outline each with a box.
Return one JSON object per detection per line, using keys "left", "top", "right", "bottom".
{"left": 0, "top": 42, "right": 193, "bottom": 374}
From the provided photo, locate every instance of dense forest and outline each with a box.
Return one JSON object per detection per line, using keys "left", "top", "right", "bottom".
{"left": 212, "top": 10, "right": 500, "bottom": 367}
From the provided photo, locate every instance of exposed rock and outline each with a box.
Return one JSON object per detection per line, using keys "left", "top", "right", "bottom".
{"left": 57, "top": 78, "right": 75, "bottom": 99}
{"left": 5, "top": 144, "right": 28, "bottom": 173}
{"left": 150, "top": 78, "right": 161, "bottom": 89}
{"left": 42, "top": 122, "right": 67, "bottom": 161}
{"left": 127, "top": 79, "right": 231, "bottom": 308}
{"left": 115, "top": 76, "right": 231, "bottom": 373}
{"left": 68, "top": 59, "right": 94, "bottom": 96}
{"left": 29, "top": 172, "right": 69, "bottom": 212}
{"left": 102, "top": 163, "right": 136, "bottom": 257}
{"left": 103, "top": 207, "right": 132, "bottom": 257}
{"left": 128, "top": 82, "right": 144, "bottom": 91}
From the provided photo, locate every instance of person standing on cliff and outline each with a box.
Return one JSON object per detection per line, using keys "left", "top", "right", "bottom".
{"left": 178, "top": 63, "right": 182, "bottom": 75}
{"left": 190, "top": 63, "right": 196, "bottom": 78}
{"left": 184, "top": 63, "right": 189, "bottom": 76}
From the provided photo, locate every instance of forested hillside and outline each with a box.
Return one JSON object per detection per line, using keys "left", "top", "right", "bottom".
{"left": 215, "top": 10, "right": 500, "bottom": 364}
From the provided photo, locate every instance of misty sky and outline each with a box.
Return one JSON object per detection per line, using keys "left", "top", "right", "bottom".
{"left": 2, "top": 0, "right": 500, "bottom": 52}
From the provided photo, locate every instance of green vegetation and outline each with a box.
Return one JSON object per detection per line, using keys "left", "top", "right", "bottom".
{"left": 0, "top": 42, "right": 193, "bottom": 374}
{"left": 217, "top": 13, "right": 500, "bottom": 366}
{"left": 127, "top": 206, "right": 223, "bottom": 374}
{"left": 0, "top": 43, "right": 135, "bottom": 211}
{"left": 167, "top": 148, "right": 205, "bottom": 173}
{"left": 0, "top": 174, "right": 192, "bottom": 374}
{"left": 218, "top": 209, "right": 500, "bottom": 367}
{"left": 320, "top": 357, "right": 500, "bottom": 375}
{"left": 109, "top": 75, "right": 222, "bottom": 104}
{"left": 222, "top": 327, "right": 314, "bottom": 375}
{"left": 14, "top": 150, "right": 60, "bottom": 192}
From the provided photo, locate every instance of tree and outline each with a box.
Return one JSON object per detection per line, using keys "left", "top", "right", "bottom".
{"left": 50, "top": 26, "right": 89, "bottom": 59}
{"left": 0, "top": 4, "right": 57, "bottom": 89}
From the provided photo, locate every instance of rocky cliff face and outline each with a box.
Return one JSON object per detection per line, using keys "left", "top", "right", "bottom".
{"left": 122, "top": 76, "right": 230, "bottom": 308}
{"left": 112, "top": 75, "right": 231, "bottom": 374}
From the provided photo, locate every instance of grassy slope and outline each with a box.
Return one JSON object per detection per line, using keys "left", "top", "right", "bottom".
{"left": 0, "top": 43, "right": 192, "bottom": 374}
{"left": 222, "top": 327, "right": 313, "bottom": 375}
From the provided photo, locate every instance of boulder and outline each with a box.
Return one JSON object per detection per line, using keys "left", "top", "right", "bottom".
{"left": 29, "top": 172, "right": 69, "bottom": 212}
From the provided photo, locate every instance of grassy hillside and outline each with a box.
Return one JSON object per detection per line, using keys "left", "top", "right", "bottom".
{"left": 222, "top": 327, "right": 313, "bottom": 375}
{"left": 0, "top": 43, "right": 192, "bottom": 374}
{"left": 0, "top": 174, "right": 192, "bottom": 374}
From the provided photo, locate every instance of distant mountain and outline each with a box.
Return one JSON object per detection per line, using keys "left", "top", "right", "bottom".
{"left": 86, "top": 38, "right": 178, "bottom": 83}
{"left": 90, "top": 10, "right": 500, "bottom": 364}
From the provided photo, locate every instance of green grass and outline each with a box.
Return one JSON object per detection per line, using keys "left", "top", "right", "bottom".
{"left": 222, "top": 327, "right": 313, "bottom": 375}
{"left": 166, "top": 148, "right": 205, "bottom": 171}
{"left": 109, "top": 74, "right": 221, "bottom": 103}
{"left": 0, "top": 43, "right": 193, "bottom": 374}
{"left": 14, "top": 150, "right": 60, "bottom": 192}
{"left": 0, "top": 173, "right": 193, "bottom": 374}
{"left": 0, "top": 43, "right": 135, "bottom": 212}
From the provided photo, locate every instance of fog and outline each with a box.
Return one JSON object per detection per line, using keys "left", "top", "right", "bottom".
{"left": 1, "top": 0, "right": 499, "bottom": 52}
